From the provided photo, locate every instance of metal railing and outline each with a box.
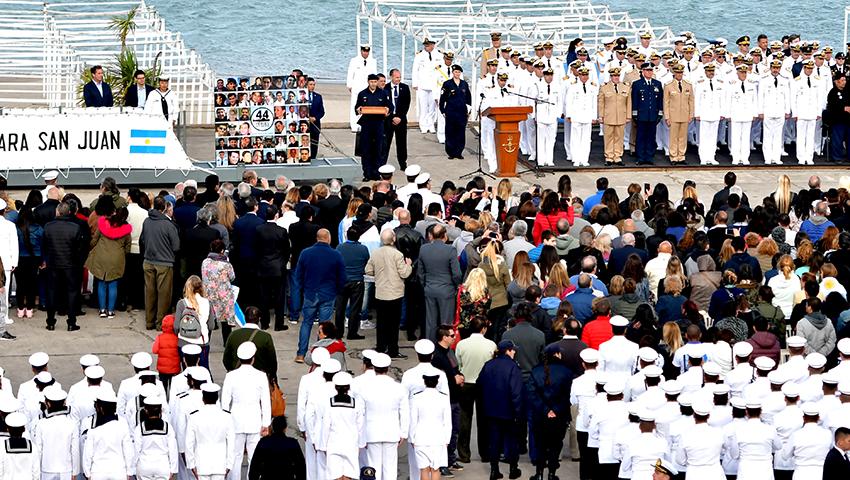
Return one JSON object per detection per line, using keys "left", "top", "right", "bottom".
{"left": 0, "top": 0, "right": 216, "bottom": 125}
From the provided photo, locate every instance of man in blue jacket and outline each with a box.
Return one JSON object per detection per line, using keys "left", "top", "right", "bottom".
{"left": 478, "top": 340, "right": 524, "bottom": 480}
{"left": 83, "top": 65, "right": 114, "bottom": 108}
{"left": 307, "top": 77, "right": 325, "bottom": 159}
{"left": 294, "top": 228, "right": 346, "bottom": 363}
{"left": 631, "top": 63, "right": 663, "bottom": 165}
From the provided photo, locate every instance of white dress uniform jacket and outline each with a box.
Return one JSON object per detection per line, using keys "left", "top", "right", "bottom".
{"left": 144, "top": 89, "right": 180, "bottom": 125}
{"left": 133, "top": 420, "right": 179, "bottom": 480}
{"left": 0, "top": 437, "right": 39, "bottom": 480}
{"left": 675, "top": 422, "right": 725, "bottom": 479}
{"left": 533, "top": 80, "right": 562, "bottom": 167}
{"left": 781, "top": 422, "right": 833, "bottom": 479}
{"left": 185, "top": 405, "right": 236, "bottom": 477}
{"left": 721, "top": 417, "right": 746, "bottom": 476}
{"left": 34, "top": 408, "right": 80, "bottom": 477}
{"left": 117, "top": 376, "right": 167, "bottom": 423}
{"left": 598, "top": 336, "right": 639, "bottom": 383}
{"left": 729, "top": 418, "right": 780, "bottom": 480}
{"left": 570, "top": 369, "right": 598, "bottom": 433}
{"left": 83, "top": 417, "right": 135, "bottom": 479}
{"left": 172, "top": 389, "right": 203, "bottom": 455}
{"left": 315, "top": 395, "right": 365, "bottom": 480}
{"left": 221, "top": 365, "right": 271, "bottom": 434}
{"left": 359, "top": 374, "right": 409, "bottom": 480}
{"left": 588, "top": 399, "right": 629, "bottom": 464}
{"left": 565, "top": 79, "right": 599, "bottom": 166}
{"left": 621, "top": 431, "right": 668, "bottom": 480}
{"left": 725, "top": 363, "right": 755, "bottom": 397}
{"left": 771, "top": 404, "right": 803, "bottom": 471}
{"left": 408, "top": 388, "right": 451, "bottom": 469}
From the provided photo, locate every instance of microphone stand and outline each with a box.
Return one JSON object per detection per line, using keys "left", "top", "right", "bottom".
{"left": 505, "top": 89, "right": 554, "bottom": 177}
{"left": 460, "top": 92, "right": 495, "bottom": 180}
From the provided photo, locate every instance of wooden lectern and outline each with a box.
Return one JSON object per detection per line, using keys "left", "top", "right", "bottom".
{"left": 482, "top": 105, "right": 533, "bottom": 176}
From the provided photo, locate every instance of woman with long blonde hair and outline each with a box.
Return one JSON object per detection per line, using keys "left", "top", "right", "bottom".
{"left": 480, "top": 241, "right": 511, "bottom": 338}
{"left": 507, "top": 251, "right": 541, "bottom": 304}
{"left": 767, "top": 254, "right": 802, "bottom": 318}
{"left": 659, "top": 322, "right": 683, "bottom": 378}
{"left": 490, "top": 178, "right": 518, "bottom": 218}
{"left": 718, "top": 238, "right": 735, "bottom": 265}
{"left": 545, "top": 263, "right": 573, "bottom": 298}
{"left": 174, "top": 275, "right": 214, "bottom": 367}
{"left": 456, "top": 267, "right": 491, "bottom": 338}
{"left": 215, "top": 195, "right": 237, "bottom": 231}
{"left": 338, "top": 197, "right": 364, "bottom": 242}
{"left": 771, "top": 174, "right": 796, "bottom": 214}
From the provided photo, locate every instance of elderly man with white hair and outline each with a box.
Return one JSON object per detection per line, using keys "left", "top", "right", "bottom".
{"left": 800, "top": 200, "right": 835, "bottom": 243}
{"left": 503, "top": 221, "right": 534, "bottom": 269}
{"left": 645, "top": 241, "right": 673, "bottom": 300}
{"left": 365, "top": 229, "right": 413, "bottom": 358}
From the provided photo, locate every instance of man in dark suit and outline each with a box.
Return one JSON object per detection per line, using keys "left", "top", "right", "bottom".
{"left": 607, "top": 232, "right": 648, "bottom": 275}
{"left": 307, "top": 77, "right": 325, "bottom": 159}
{"left": 124, "top": 69, "right": 155, "bottom": 108}
{"left": 383, "top": 68, "right": 411, "bottom": 170}
{"left": 709, "top": 171, "right": 750, "bottom": 213}
{"left": 416, "top": 224, "right": 463, "bottom": 342}
{"left": 231, "top": 197, "right": 264, "bottom": 309}
{"left": 255, "top": 205, "right": 291, "bottom": 331}
{"left": 823, "top": 427, "right": 850, "bottom": 478}
{"left": 83, "top": 65, "right": 114, "bottom": 108}
{"left": 316, "top": 180, "right": 344, "bottom": 246}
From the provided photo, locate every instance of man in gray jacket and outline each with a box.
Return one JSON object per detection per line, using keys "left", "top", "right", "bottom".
{"left": 139, "top": 196, "right": 180, "bottom": 330}
{"left": 417, "top": 224, "right": 463, "bottom": 341}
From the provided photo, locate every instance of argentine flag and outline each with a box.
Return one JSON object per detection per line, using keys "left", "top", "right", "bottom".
{"left": 129, "top": 129, "right": 167, "bottom": 154}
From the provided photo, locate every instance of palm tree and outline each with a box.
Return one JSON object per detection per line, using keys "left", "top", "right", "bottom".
{"left": 109, "top": 7, "right": 137, "bottom": 50}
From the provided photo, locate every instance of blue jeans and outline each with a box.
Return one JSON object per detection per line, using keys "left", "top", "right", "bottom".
{"left": 297, "top": 294, "right": 335, "bottom": 356}
{"left": 97, "top": 279, "right": 118, "bottom": 312}
{"left": 831, "top": 123, "right": 849, "bottom": 160}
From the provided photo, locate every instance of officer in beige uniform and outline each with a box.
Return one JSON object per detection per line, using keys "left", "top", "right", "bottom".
{"left": 597, "top": 66, "right": 631, "bottom": 165}
{"left": 480, "top": 32, "right": 502, "bottom": 77}
{"left": 663, "top": 63, "right": 694, "bottom": 164}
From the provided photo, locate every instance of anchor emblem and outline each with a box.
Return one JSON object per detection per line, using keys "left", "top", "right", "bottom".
{"left": 502, "top": 135, "right": 517, "bottom": 153}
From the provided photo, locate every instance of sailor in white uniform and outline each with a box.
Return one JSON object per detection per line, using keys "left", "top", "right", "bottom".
{"left": 168, "top": 344, "right": 205, "bottom": 406}
{"left": 781, "top": 404, "right": 833, "bottom": 480}
{"left": 654, "top": 380, "right": 683, "bottom": 439}
{"left": 296, "top": 347, "right": 331, "bottom": 480}
{"left": 589, "top": 380, "right": 630, "bottom": 479}
{"left": 409, "top": 367, "right": 452, "bottom": 480}
{"left": 598, "top": 316, "right": 639, "bottom": 384}
{"left": 117, "top": 352, "right": 167, "bottom": 421}
{"left": 776, "top": 336, "right": 810, "bottom": 385}
{"left": 675, "top": 401, "right": 724, "bottom": 480}
{"left": 358, "top": 353, "right": 408, "bottom": 480}
{"left": 0, "top": 412, "right": 39, "bottom": 480}
{"left": 621, "top": 411, "right": 668, "bottom": 480}
{"left": 799, "top": 352, "right": 827, "bottom": 404}
{"left": 173, "top": 367, "right": 210, "bottom": 480}
{"left": 565, "top": 66, "right": 598, "bottom": 167}
{"left": 792, "top": 60, "right": 823, "bottom": 164}
{"left": 743, "top": 357, "right": 775, "bottom": 403}
{"left": 315, "top": 372, "right": 364, "bottom": 480}
{"left": 125, "top": 382, "right": 172, "bottom": 432}
{"left": 346, "top": 45, "right": 378, "bottom": 132}
{"left": 395, "top": 166, "right": 421, "bottom": 207}
{"left": 221, "top": 342, "right": 271, "bottom": 480}
{"left": 133, "top": 396, "right": 179, "bottom": 480}
{"left": 829, "top": 338, "right": 850, "bottom": 378}
{"left": 728, "top": 64, "right": 758, "bottom": 164}
{"left": 721, "top": 397, "right": 748, "bottom": 477}
{"left": 625, "top": 347, "right": 662, "bottom": 402}
{"left": 144, "top": 77, "right": 180, "bottom": 127}
{"left": 759, "top": 59, "right": 792, "bottom": 164}
{"left": 480, "top": 72, "right": 516, "bottom": 172}
{"left": 725, "top": 342, "right": 755, "bottom": 398}
{"left": 17, "top": 352, "right": 56, "bottom": 411}
{"left": 185, "top": 383, "right": 236, "bottom": 480}
{"left": 402, "top": 340, "right": 449, "bottom": 480}
{"left": 707, "top": 384, "right": 733, "bottom": 428}
{"left": 729, "top": 399, "right": 781, "bottom": 480}
{"left": 772, "top": 383, "right": 804, "bottom": 479}
{"left": 534, "top": 68, "right": 562, "bottom": 168}
{"left": 694, "top": 64, "right": 726, "bottom": 165}
{"left": 66, "top": 354, "right": 103, "bottom": 403}
{"left": 570, "top": 349, "right": 599, "bottom": 479}
{"left": 666, "top": 395, "right": 695, "bottom": 477}
{"left": 34, "top": 386, "right": 79, "bottom": 480}
{"left": 83, "top": 389, "right": 135, "bottom": 480}
{"left": 633, "top": 366, "right": 666, "bottom": 413}
{"left": 305, "top": 359, "right": 342, "bottom": 480}
{"left": 412, "top": 39, "right": 438, "bottom": 134}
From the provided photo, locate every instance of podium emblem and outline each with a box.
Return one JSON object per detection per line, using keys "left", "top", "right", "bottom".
{"left": 502, "top": 135, "right": 517, "bottom": 153}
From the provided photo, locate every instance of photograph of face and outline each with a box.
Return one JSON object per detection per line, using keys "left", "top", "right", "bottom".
{"left": 213, "top": 76, "right": 314, "bottom": 165}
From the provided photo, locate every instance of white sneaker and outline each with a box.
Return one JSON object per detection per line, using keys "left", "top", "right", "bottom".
{"left": 742, "top": 160, "right": 750, "bottom": 165}
{"left": 781, "top": 150, "right": 789, "bottom": 156}
{"left": 360, "top": 320, "right": 376, "bottom": 330}
{"left": 4, "top": 318, "right": 12, "bottom": 325}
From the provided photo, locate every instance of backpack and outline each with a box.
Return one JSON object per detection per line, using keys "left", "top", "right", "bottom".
{"left": 178, "top": 305, "right": 202, "bottom": 340}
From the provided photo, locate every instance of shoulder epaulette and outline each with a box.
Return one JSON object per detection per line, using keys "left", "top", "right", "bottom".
{"left": 177, "top": 392, "right": 188, "bottom": 399}
{"left": 189, "top": 409, "right": 199, "bottom": 415}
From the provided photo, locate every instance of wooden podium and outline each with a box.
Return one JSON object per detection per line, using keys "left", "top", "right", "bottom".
{"left": 482, "top": 106, "right": 533, "bottom": 177}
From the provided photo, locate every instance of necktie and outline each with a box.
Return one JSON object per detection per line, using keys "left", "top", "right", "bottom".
{"left": 678, "top": 81, "right": 682, "bottom": 92}
{"left": 160, "top": 92, "right": 169, "bottom": 119}
{"left": 741, "top": 82, "right": 745, "bottom": 93}
{"left": 614, "top": 84, "right": 618, "bottom": 93}
{"left": 548, "top": 84, "right": 551, "bottom": 94}
{"left": 309, "top": 92, "right": 313, "bottom": 103}
{"left": 688, "top": 63, "right": 692, "bottom": 72}
{"left": 363, "top": 59, "right": 367, "bottom": 66}
{"left": 491, "top": 77, "right": 495, "bottom": 87}
{"left": 428, "top": 52, "right": 432, "bottom": 61}
{"left": 710, "top": 79, "right": 714, "bottom": 91}
{"left": 393, "top": 85, "right": 398, "bottom": 112}
{"left": 583, "top": 83, "right": 586, "bottom": 93}
{"left": 808, "top": 76, "right": 811, "bottom": 87}
{"left": 775, "top": 77, "right": 778, "bottom": 88}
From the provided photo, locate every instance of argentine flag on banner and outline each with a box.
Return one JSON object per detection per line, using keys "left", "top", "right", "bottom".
{"left": 129, "top": 129, "right": 167, "bottom": 154}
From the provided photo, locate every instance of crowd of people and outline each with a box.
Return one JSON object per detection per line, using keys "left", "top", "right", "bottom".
{"left": 3, "top": 165, "right": 850, "bottom": 479}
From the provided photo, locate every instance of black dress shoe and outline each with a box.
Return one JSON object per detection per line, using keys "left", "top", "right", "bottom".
{"left": 347, "top": 334, "right": 366, "bottom": 340}
{"left": 274, "top": 325, "right": 289, "bottom": 331}
{"left": 389, "top": 352, "right": 408, "bottom": 359}
{"left": 406, "top": 333, "right": 418, "bottom": 341}
{"left": 67, "top": 325, "right": 81, "bottom": 332}
{"left": 457, "top": 155, "right": 464, "bottom": 159}
{"left": 509, "top": 467, "right": 522, "bottom": 479}
{"left": 46, "top": 325, "right": 55, "bottom": 331}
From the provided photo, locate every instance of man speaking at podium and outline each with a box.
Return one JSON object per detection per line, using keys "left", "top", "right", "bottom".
{"left": 480, "top": 72, "right": 516, "bottom": 173}
{"left": 355, "top": 73, "right": 391, "bottom": 181}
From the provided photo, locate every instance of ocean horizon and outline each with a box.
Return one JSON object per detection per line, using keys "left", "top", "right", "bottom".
{"left": 147, "top": 0, "right": 847, "bottom": 80}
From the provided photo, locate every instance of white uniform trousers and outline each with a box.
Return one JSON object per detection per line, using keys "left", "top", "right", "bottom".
{"left": 796, "top": 119, "right": 816, "bottom": 164}
{"left": 814, "top": 117, "right": 824, "bottom": 154}
{"left": 526, "top": 118, "right": 537, "bottom": 160}
{"left": 736, "top": 458, "right": 773, "bottom": 480}
{"left": 624, "top": 120, "right": 632, "bottom": 149}
{"left": 762, "top": 117, "right": 785, "bottom": 164}
{"left": 751, "top": 118, "right": 763, "bottom": 148}
{"left": 519, "top": 117, "right": 531, "bottom": 155}
{"left": 688, "top": 119, "right": 699, "bottom": 144}
{"left": 407, "top": 443, "right": 418, "bottom": 480}
{"left": 349, "top": 92, "right": 360, "bottom": 132}
{"left": 434, "top": 92, "right": 446, "bottom": 143}
{"left": 562, "top": 119, "right": 572, "bottom": 160}
{"left": 730, "top": 121, "right": 752, "bottom": 164}
{"left": 536, "top": 122, "right": 558, "bottom": 167}
{"left": 41, "top": 473, "right": 73, "bottom": 480}
{"left": 570, "top": 122, "right": 592, "bottom": 166}
{"left": 228, "top": 432, "right": 260, "bottom": 480}
{"left": 792, "top": 465, "right": 823, "bottom": 480}
{"left": 178, "top": 455, "right": 193, "bottom": 480}
{"left": 316, "top": 450, "right": 328, "bottom": 480}
{"left": 198, "top": 476, "right": 226, "bottom": 480}
{"left": 481, "top": 117, "right": 497, "bottom": 171}
{"left": 305, "top": 439, "right": 318, "bottom": 480}
{"left": 698, "top": 120, "right": 720, "bottom": 164}
{"left": 656, "top": 119, "right": 670, "bottom": 154}
{"left": 365, "top": 442, "right": 398, "bottom": 480}
{"left": 718, "top": 118, "right": 729, "bottom": 145}
{"left": 417, "top": 89, "right": 436, "bottom": 133}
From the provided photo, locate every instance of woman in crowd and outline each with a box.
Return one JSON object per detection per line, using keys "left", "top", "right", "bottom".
{"left": 753, "top": 237, "right": 778, "bottom": 274}
{"left": 13, "top": 192, "right": 43, "bottom": 318}
{"left": 545, "top": 263, "right": 574, "bottom": 299}
{"left": 456, "top": 267, "right": 491, "bottom": 339}
{"left": 658, "top": 321, "right": 683, "bottom": 379}
{"left": 627, "top": 303, "right": 660, "bottom": 345}
{"left": 526, "top": 344, "right": 573, "bottom": 480}
{"left": 532, "top": 192, "right": 572, "bottom": 245}
{"left": 480, "top": 240, "right": 511, "bottom": 339}
{"left": 201, "top": 239, "right": 236, "bottom": 343}
{"left": 767, "top": 254, "right": 801, "bottom": 320}
{"left": 86, "top": 206, "right": 132, "bottom": 319}
{"left": 507, "top": 251, "right": 540, "bottom": 305}
{"left": 656, "top": 276, "right": 687, "bottom": 325}
{"left": 174, "top": 274, "right": 215, "bottom": 368}
{"left": 770, "top": 174, "right": 797, "bottom": 215}
{"left": 621, "top": 254, "right": 652, "bottom": 304}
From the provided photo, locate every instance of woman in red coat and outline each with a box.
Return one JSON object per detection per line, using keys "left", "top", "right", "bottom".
{"left": 532, "top": 192, "right": 573, "bottom": 245}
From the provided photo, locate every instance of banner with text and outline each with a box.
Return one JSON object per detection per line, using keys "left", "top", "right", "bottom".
{"left": 0, "top": 110, "right": 192, "bottom": 171}
{"left": 213, "top": 75, "right": 312, "bottom": 166}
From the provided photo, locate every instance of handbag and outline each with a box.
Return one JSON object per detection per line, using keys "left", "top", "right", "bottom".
{"left": 270, "top": 379, "right": 286, "bottom": 417}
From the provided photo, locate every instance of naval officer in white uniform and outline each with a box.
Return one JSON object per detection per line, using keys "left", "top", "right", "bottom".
{"left": 185, "top": 383, "right": 236, "bottom": 480}
{"left": 346, "top": 45, "right": 378, "bottom": 132}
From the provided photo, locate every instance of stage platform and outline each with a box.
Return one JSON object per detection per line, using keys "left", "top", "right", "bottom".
{"left": 1, "top": 156, "right": 362, "bottom": 188}
{"left": 518, "top": 124, "right": 847, "bottom": 173}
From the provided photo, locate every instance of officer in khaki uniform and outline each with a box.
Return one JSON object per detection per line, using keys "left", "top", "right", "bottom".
{"left": 480, "top": 32, "right": 502, "bottom": 77}
{"left": 597, "top": 66, "right": 632, "bottom": 165}
{"left": 663, "top": 63, "right": 694, "bottom": 164}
